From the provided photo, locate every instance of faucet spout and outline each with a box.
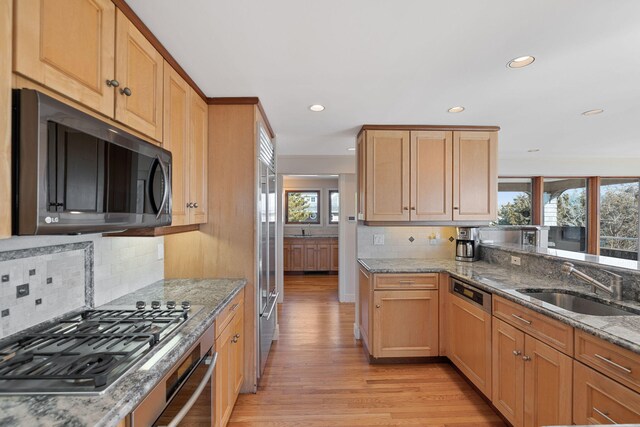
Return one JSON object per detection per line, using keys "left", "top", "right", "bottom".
{"left": 561, "top": 262, "right": 623, "bottom": 301}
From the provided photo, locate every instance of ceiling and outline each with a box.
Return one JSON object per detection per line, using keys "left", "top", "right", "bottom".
{"left": 127, "top": 0, "right": 640, "bottom": 159}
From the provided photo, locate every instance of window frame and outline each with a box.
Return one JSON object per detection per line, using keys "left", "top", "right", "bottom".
{"left": 285, "top": 190, "right": 321, "bottom": 225}
{"left": 328, "top": 189, "right": 339, "bottom": 225}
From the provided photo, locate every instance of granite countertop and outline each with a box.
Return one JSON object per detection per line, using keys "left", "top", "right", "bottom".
{"left": 284, "top": 235, "right": 339, "bottom": 239}
{"left": 0, "top": 278, "right": 246, "bottom": 427}
{"left": 359, "top": 258, "right": 640, "bottom": 354}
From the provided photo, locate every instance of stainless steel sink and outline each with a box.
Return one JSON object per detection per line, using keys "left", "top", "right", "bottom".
{"left": 517, "top": 289, "right": 639, "bottom": 316}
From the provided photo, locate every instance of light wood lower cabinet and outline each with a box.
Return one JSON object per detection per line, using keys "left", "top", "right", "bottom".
{"left": 283, "top": 238, "right": 338, "bottom": 272}
{"left": 448, "top": 291, "right": 492, "bottom": 397}
{"left": 373, "top": 290, "right": 438, "bottom": 358}
{"left": 491, "top": 318, "right": 573, "bottom": 427}
{"left": 574, "top": 361, "right": 640, "bottom": 424}
{"left": 358, "top": 266, "right": 372, "bottom": 352}
{"left": 215, "top": 299, "right": 244, "bottom": 427}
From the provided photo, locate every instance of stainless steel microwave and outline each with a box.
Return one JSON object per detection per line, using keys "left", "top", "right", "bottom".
{"left": 12, "top": 89, "right": 172, "bottom": 235}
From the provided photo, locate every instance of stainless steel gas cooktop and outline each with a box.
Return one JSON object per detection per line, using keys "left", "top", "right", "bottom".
{"left": 0, "top": 301, "right": 201, "bottom": 395}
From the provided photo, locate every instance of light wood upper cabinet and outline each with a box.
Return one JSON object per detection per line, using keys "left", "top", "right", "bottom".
{"left": 373, "top": 289, "right": 438, "bottom": 358}
{"left": 115, "top": 9, "right": 163, "bottom": 141}
{"left": 453, "top": 131, "right": 497, "bottom": 220}
{"left": 357, "top": 127, "right": 498, "bottom": 222}
{"left": 411, "top": 131, "right": 452, "bottom": 221}
{"left": 14, "top": 0, "right": 116, "bottom": 117}
{"left": 162, "top": 62, "right": 208, "bottom": 226}
{"left": 365, "top": 130, "right": 410, "bottom": 221}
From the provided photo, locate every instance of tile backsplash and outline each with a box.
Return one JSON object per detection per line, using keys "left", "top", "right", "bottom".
{"left": 0, "top": 234, "right": 164, "bottom": 339}
{"left": 358, "top": 226, "right": 456, "bottom": 259}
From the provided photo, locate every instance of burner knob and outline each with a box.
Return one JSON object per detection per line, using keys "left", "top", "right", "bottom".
{"left": 151, "top": 301, "right": 161, "bottom": 310}
{"left": 136, "top": 301, "right": 146, "bottom": 310}
{"left": 166, "top": 301, "right": 176, "bottom": 310}
{"left": 181, "top": 301, "right": 191, "bottom": 310}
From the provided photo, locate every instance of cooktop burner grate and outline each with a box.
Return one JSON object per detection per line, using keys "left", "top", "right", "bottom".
{"left": 0, "top": 306, "right": 197, "bottom": 395}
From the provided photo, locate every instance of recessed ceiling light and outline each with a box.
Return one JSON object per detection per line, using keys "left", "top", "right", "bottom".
{"left": 582, "top": 109, "right": 604, "bottom": 116}
{"left": 347, "top": 147, "right": 356, "bottom": 151}
{"left": 507, "top": 55, "right": 535, "bottom": 68}
{"left": 447, "top": 106, "right": 465, "bottom": 113}
{"left": 309, "top": 104, "right": 325, "bottom": 112}
{"left": 527, "top": 148, "right": 540, "bottom": 153}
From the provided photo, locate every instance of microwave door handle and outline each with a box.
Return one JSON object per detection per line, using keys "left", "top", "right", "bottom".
{"left": 156, "top": 156, "right": 170, "bottom": 220}
{"left": 161, "top": 352, "right": 218, "bottom": 427}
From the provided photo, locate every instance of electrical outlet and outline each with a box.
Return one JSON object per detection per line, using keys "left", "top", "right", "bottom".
{"left": 511, "top": 255, "right": 521, "bottom": 266}
{"left": 373, "top": 234, "right": 385, "bottom": 245}
{"left": 157, "top": 243, "right": 164, "bottom": 260}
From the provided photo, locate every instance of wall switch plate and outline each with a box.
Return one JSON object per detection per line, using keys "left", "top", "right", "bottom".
{"left": 373, "top": 234, "right": 385, "bottom": 245}
{"left": 157, "top": 243, "right": 164, "bottom": 260}
{"left": 511, "top": 256, "right": 521, "bottom": 266}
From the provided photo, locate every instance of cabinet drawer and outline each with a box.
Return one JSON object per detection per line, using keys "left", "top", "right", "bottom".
{"left": 574, "top": 361, "right": 640, "bottom": 425}
{"left": 215, "top": 290, "right": 244, "bottom": 338}
{"left": 493, "top": 296, "right": 573, "bottom": 356}
{"left": 374, "top": 273, "right": 438, "bottom": 290}
{"left": 575, "top": 330, "right": 640, "bottom": 394}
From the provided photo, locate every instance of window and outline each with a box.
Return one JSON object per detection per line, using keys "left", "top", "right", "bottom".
{"left": 543, "top": 178, "right": 588, "bottom": 252}
{"left": 600, "top": 178, "right": 640, "bottom": 260}
{"left": 285, "top": 190, "right": 320, "bottom": 224}
{"left": 329, "top": 190, "right": 339, "bottom": 224}
{"left": 494, "top": 178, "right": 533, "bottom": 225}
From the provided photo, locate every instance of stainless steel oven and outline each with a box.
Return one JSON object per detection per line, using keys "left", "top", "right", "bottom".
{"left": 131, "top": 323, "right": 216, "bottom": 427}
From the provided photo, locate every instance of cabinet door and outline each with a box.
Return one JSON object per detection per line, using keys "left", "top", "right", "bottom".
{"left": 492, "top": 318, "right": 525, "bottom": 427}
{"left": 115, "top": 9, "right": 163, "bottom": 141}
{"left": 215, "top": 322, "right": 233, "bottom": 427}
{"left": 162, "top": 63, "right": 189, "bottom": 226}
{"left": 523, "top": 334, "right": 573, "bottom": 427}
{"left": 283, "top": 244, "right": 291, "bottom": 272}
{"left": 365, "top": 131, "right": 410, "bottom": 221}
{"left": 448, "top": 294, "right": 492, "bottom": 397}
{"left": 358, "top": 267, "right": 372, "bottom": 353}
{"left": 452, "top": 131, "right": 497, "bottom": 221}
{"left": 330, "top": 243, "right": 339, "bottom": 271}
{"left": 357, "top": 132, "right": 366, "bottom": 220}
{"left": 14, "top": 0, "right": 116, "bottom": 116}
{"left": 317, "top": 243, "right": 331, "bottom": 271}
{"left": 290, "top": 244, "right": 304, "bottom": 271}
{"left": 231, "top": 304, "right": 244, "bottom": 399}
{"left": 373, "top": 290, "right": 438, "bottom": 358}
{"left": 410, "top": 131, "right": 452, "bottom": 221}
{"left": 574, "top": 361, "right": 640, "bottom": 425}
{"left": 304, "top": 244, "right": 317, "bottom": 271}
{"left": 189, "top": 90, "right": 208, "bottom": 224}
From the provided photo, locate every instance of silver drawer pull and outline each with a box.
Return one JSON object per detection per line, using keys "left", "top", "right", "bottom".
{"left": 398, "top": 280, "right": 415, "bottom": 284}
{"left": 593, "top": 407, "right": 617, "bottom": 424}
{"left": 230, "top": 303, "right": 239, "bottom": 312}
{"left": 512, "top": 350, "right": 521, "bottom": 356}
{"left": 512, "top": 314, "right": 532, "bottom": 325}
{"left": 594, "top": 353, "right": 632, "bottom": 374}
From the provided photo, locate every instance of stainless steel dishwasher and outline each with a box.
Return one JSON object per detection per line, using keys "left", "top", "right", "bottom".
{"left": 448, "top": 278, "right": 493, "bottom": 397}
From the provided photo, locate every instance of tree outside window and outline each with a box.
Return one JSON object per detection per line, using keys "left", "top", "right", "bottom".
{"left": 329, "top": 190, "right": 339, "bottom": 224}
{"left": 600, "top": 178, "right": 639, "bottom": 260}
{"left": 493, "top": 178, "right": 533, "bottom": 226}
{"left": 285, "top": 190, "right": 320, "bottom": 224}
{"left": 543, "top": 178, "right": 588, "bottom": 252}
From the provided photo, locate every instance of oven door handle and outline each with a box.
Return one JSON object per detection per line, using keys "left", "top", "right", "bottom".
{"left": 161, "top": 352, "right": 218, "bottom": 427}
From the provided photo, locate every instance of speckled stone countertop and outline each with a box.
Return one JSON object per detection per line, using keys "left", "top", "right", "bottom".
{"left": 359, "top": 258, "right": 640, "bottom": 354}
{"left": 284, "top": 235, "right": 339, "bottom": 239}
{"left": 0, "top": 278, "right": 246, "bottom": 427}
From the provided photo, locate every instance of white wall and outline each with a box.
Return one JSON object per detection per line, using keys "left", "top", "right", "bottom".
{"left": 278, "top": 155, "right": 355, "bottom": 175}
{"left": 499, "top": 156, "right": 640, "bottom": 176}
{"left": 339, "top": 174, "right": 357, "bottom": 302}
{"left": 283, "top": 176, "right": 339, "bottom": 236}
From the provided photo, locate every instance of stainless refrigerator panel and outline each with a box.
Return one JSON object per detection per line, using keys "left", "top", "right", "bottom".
{"left": 259, "top": 295, "right": 277, "bottom": 375}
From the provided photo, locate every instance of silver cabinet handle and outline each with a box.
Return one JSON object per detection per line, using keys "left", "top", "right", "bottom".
{"left": 187, "top": 202, "right": 194, "bottom": 208}
{"left": 375, "top": 304, "right": 381, "bottom": 308}
{"left": 593, "top": 407, "right": 617, "bottom": 424}
{"left": 193, "top": 202, "right": 199, "bottom": 208}
{"left": 403, "top": 207, "right": 409, "bottom": 210}
{"left": 513, "top": 350, "right": 521, "bottom": 356}
{"left": 231, "top": 336, "right": 238, "bottom": 343}
{"left": 512, "top": 314, "right": 532, "bottom": 325}
{"left": 120, "top": 87, "right": 132, "bottom": 96}
{"left": 106, "top": 79, "right": 120, "bottom": 87}
{"left": 595, "top": 353, "right": 632, "bottom": 374}
{"left": 163, "top": 352, "right": 217, "bottom": 427}
{"left": 522, "top": 355, "right": 531, "bottom": 362}
{"left": 230, "top": 303, "right": 239, "bottom": 312}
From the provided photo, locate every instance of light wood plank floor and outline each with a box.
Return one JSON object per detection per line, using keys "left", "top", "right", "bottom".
{"left": 228, "top": 274, "right": 506, "bottom": 426}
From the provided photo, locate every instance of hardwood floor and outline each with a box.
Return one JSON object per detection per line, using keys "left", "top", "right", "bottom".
{"left": 228, "top": 274, "right": 506, "bottom": 426}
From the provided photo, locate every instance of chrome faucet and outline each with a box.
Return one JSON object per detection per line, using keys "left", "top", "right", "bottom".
{"left": 561, "top": 262, "right": 623, "bottom": 300}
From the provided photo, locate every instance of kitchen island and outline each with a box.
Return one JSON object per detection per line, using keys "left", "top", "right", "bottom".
{"left": 0, "top": 278, "right": 245, "bottom": 427}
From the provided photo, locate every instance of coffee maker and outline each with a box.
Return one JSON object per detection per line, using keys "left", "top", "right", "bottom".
{"left": 455, "top": 227, "right": 479, "bottom": 262}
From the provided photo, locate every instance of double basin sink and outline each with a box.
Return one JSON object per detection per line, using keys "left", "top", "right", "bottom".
{"left": 517, "top": 289, "right": 640, "bottom": 317}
